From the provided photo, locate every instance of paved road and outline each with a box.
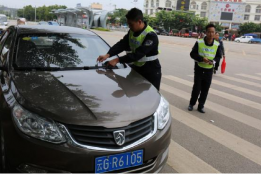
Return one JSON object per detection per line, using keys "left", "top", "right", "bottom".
{"left": 94, "top": 30, "right": 261, "bottom": 173}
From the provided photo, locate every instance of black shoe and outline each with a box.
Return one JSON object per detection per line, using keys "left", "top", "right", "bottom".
{"left": 188, "top": 105, "right": 193, "bottom": 111}
{"left": 197, "top": 107, "right": 205, "bottom": 113}
{"left": 214, "top": 70, "right": 216, "bottom": 74}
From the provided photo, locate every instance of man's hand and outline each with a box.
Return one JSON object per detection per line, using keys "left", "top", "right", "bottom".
{"left": 223, "top": 55, "right": 226, "bottom": 59}
{"left": 203, "top": 57, "right": 209, "bottom": 63}
{"left": 108, "top": 58, "right": 119, "bottom": 67}
{"left": 97, "top": 54, "right": 110, "bottom": 62}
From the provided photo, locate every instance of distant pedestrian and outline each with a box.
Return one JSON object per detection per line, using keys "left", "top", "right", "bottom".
{"left": 232, "top": 33, "right": 236, "bottom": 41}
{"left": 214, "top": 32, "right": 225, "bottom": 74}
{"left": 228, "top": 33, "right": 232, "bottom": 41}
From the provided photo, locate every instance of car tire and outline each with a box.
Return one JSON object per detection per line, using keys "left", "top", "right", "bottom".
{"left": 248, "top": 41, "right": 252, "bottom": 44}
{"left": 236, "top": 40, "right": 240, "bottom": 43}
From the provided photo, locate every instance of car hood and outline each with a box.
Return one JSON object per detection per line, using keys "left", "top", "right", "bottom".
{"left": 12, "top": 68, "right": 160, "bottom": 128}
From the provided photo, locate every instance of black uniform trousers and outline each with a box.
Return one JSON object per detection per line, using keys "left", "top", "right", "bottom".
{"left": 189, "top": 63, "right": 213, "bottom": 108}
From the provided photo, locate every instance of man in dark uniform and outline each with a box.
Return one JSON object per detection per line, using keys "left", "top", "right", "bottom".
{"left": 188, "top": 24, "right": 222, "bottom": 113}
{"left": 97, "top": 8, "right": 161, "bottom": 90}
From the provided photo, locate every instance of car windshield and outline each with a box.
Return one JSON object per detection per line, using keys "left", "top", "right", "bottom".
{"left": 15, "top": 33, "right": 119, "bottom": 69}
{"left": 0, "top": 16, "right": 7, "bottom": 23}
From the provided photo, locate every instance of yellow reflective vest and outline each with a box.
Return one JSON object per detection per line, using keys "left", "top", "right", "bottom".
{"left": 129, "top": 25, "right": 160, "bottom": 67}
{"left": 197, "top": 38, "right": 219, "bottom": 69}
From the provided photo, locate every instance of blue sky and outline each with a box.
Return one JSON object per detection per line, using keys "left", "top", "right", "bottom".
{"left": 2, "top": 0, "right": 144, "bottom": 11}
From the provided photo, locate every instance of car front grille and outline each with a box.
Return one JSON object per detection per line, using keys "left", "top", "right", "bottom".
{"left": 64, "top": 115, "right": 155, "bottom": 148}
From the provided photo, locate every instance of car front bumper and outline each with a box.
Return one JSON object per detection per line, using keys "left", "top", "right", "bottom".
{"left": 2, "top": 116, "right": 172, "bottom": 173}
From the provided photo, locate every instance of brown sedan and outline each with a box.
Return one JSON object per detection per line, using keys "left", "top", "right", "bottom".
{"left": 0, "top": 25, "right": 171, "bottom": 173}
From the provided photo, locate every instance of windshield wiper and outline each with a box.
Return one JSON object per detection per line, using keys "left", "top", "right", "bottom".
{"left": 14, "top": 67, "right": 91, "bottom": 71}
{"left": 14, "top": 62, "right": 119, "bottom": 71}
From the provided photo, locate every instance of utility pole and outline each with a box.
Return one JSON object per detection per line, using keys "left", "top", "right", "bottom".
{"left": 35, "top": 6, "right": 36, "bottom": 22}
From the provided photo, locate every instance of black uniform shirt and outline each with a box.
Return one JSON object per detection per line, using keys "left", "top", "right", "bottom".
{"left": 107, "top": 23, "right": 161, "bottom": 72}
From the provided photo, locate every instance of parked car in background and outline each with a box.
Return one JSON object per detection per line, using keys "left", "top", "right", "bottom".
{"left": 169, "top": 29, "right": 179, "bottom": 36}
{"left": 158, "top": 29, "right": 169, "bottom": 36}
{"left": 179, "top": 28, "right": 189, "bottom": 37}
{"left": 249, "top": 38, "right": 261, "bottom": 44}
{"left": 0, "top": 25, "right": 171, "bottom": 173}
{"left": 153, "top": 27, "right": 168, "bottom": 36}
{"left": 0, "top": 14, "right": 8, "bottom": 26}
{"left": 38, "top": 21, "right": 49, "bottom": 25}
{"left": 48, "top": 21, "right": 59, "bottom": 26}
{"left": 234, "top": 36, "right": 254, "bottom": 43}
{"left": 190, "top": 32, "right": 199, "bottom": 38}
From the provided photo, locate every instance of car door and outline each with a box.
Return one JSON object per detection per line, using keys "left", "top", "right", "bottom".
{"left": 240, "top": 36, "right": 246, "bottom": 42}
{"left": 245, "top": 36, "right": 252, "bottom": 42}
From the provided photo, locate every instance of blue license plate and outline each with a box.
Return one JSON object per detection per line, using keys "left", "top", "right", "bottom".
{"left": 95, "top": 150, "right": 143, "bottom": 173}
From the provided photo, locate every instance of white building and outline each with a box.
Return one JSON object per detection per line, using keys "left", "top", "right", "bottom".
{"left": 143, "top": 0, "right": 261, "bottom": 29}
{"left": 144, "top": 0, "right": 177, "bottom": 16}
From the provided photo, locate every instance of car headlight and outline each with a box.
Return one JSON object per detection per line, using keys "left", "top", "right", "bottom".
{"left": 154, "top": 96, "right": 170, "bottom": 130}
{"left": 12, "top": 103, "right": 66, "bottom": 143}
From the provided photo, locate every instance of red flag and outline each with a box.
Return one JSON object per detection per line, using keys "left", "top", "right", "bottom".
{"left": 221, "top": 56, "right": 226, "bottom": 74}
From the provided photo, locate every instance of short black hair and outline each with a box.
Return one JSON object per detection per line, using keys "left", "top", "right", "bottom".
{"left": 125, "top": 8, "right": 143, "bottom": 22}
{"left": 205, "top": 23, "right": 216, "bottom": 31}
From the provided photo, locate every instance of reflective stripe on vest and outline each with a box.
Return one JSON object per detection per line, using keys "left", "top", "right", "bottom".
{"left": 197, "top": 38, "right": 219, "bottom": 69}
{"left": 129, "top": 25, "right": 159, "bottom": 67}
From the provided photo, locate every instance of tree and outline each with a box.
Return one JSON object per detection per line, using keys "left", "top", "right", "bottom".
{"left": 17, "top": 5, "right": 67, "bottom": 21}
{"left": 108, "top": 8, "right": 128, "bottom": 25}
{"left": 191, "top": 15, "right": 208, "bottom": 32}
{"left": 239, "top": 22, "right": 259, "bottom": 34}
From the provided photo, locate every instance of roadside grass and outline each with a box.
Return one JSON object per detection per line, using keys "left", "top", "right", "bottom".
{"left": 93, "top": 27, "right": 110, "bottom": 32}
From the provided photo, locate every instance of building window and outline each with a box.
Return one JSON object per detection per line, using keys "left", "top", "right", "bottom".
{"left": 200, "top": 12, "right": 206, "bottom": 18}
{"left": 201, "top": 2, "right": 207, "bottom": 10}
{"left": 156, "top": 0, "right": 159, "bottom": 7}
{"left": 150, "top": 9, "right": 154, "bottom": 14}
{"left": 256, "top": 5, "right": 261, "bottom": 13}
{"left": 145, "top": 9, "right": 148, "bottom": 15}
{"left": 254, "top": 15, "right": 260, "bottom": 21}
{"left": 190, "top": 1, "right": 196, "bottom": 10}
{"left": 244, "top": 14, "right": 250, "bottom": 20}
{"left": 245, "top": 5, "right": 251, "bottom": 13}
{"left": 145, "top": 0, "right": 148, "bottom": 8}
{"left": 165, "top": 0, "right": 171, "bottom": 8}
{"left": 151, "top": 0, "right": 154, "bottom": 7}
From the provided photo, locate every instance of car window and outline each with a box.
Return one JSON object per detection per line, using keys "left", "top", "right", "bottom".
{"left": 0, "top": 30, "right": 9, "bottom": 52}
{"left": 15, "top": 33, "right": 117, "bottom": 68}
{"left": 1, "top": 29, "right": 14, "bottom": 64}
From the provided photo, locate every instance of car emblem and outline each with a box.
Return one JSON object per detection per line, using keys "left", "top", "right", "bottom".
{"left": 113, "top": 130, "right": 125, "bottom": 146}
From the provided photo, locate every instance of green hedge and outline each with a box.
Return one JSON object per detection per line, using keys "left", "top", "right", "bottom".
{"left": 94, "top": 27, "right": 110, "bottom": 32}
